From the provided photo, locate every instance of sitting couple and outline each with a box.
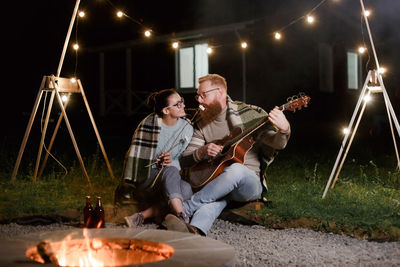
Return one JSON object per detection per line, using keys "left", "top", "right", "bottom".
{"left": 118, "top": 74, "right": 290, "bottom": 236}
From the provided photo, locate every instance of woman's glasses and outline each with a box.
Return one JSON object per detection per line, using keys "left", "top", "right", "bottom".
{"left": 166, "top": 97, "right": 185, "bottom": 109}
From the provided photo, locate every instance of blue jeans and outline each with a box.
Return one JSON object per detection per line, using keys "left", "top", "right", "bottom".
{"left": 183, "top": 163, "right": 262, "bottom": 234}
{"left": 156, "top": 166, "right": 193, "bottom": 202}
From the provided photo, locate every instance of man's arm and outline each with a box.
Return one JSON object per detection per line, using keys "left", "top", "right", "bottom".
{"left": 257, "top": 106, "right": 291, "bottom": 150}
{"left": 180, "top": 128, "right": 223, "bottom": 168}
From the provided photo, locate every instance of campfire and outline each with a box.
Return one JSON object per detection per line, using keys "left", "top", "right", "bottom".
{"left": 0, "top": 228, "right": 235, "bottom": 266}
{"left": 25, "top": 229, "right": 174, "bottom": 266}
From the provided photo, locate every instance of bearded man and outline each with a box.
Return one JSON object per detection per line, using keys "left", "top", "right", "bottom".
{"left": 162, "top": 74, "right": 291, "bottom": 235}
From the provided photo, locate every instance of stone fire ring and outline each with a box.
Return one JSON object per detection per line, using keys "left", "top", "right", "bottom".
{"left": 0, "top": 228, "right": 236, "bottom": 266}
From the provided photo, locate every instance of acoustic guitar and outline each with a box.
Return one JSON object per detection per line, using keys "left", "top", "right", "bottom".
{"left": 187, "top": 93, "right": 311, "bottom": 189}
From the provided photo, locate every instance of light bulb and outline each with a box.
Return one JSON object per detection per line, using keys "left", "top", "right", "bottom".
{"left": 78, "top": 11, "right": 85, "bottom": 18}
{"left": 241, "top": 42, "right": 247, "bottom": 49}
{"left": 307, "top": 15, "right": 314, "bottom": 24}
{"left": 274, "top": 32, "right": 281, "bottom": 40}
{"left": 358, "top": 47, "right": 366, "bottom": 54}
{"left": 172, "top": 42, "right": 179, "bottom": 49}
{"left": 117, "top": 11, "right": 124, "bottom": 18}
{"left": 73, "top": 43, "right": 79, "bottom": 50}
{"left": 206, "top": 47, "right": 213, "bottom": 54}
{"left": 363, "top": 94, "right": 372, "bottom": 102}
{"left": 144, "top": 30, "right": 151, "bottom": 37}
{"left": 61, "top": 95, "right": 69, "bottom": 103}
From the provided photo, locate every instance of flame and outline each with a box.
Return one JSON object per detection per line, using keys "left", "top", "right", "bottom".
{"left": 55, "top": 229, "right": 105, "bottom": 267}
{"left": 26, "top": 229, "right": 175, "bottom": 266}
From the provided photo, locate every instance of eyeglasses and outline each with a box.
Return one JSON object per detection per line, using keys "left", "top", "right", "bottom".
{"left": 195, "top": 88, "right": 220, "bottom": 101}
{"left": 166, "top": 97, "right": 185, "bottom": 109}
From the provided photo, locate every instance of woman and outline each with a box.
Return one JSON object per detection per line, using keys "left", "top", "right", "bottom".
{"left": 121, "top": 88, "right": 194, "bottom": 227}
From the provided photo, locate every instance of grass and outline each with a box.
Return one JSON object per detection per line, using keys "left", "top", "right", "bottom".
{"left": 0, "top": 149, "right": 120, "bottom": 221}
{"left": 0, "top": 140, "right": 399, "bottom": 240}
{"left": 256, "top": 149, "right": 400, "bottom": 240}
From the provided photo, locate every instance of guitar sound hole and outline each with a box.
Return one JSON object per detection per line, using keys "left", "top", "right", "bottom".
{"left": 221, "top": 146, "right": 229, "bottom": 155}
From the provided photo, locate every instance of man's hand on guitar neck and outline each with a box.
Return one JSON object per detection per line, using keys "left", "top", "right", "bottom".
{"left": 268, "top": 106, "right": 290, "bottom": 134}
{"left": 196, "top": 143, "right": 223, "bottom": 160}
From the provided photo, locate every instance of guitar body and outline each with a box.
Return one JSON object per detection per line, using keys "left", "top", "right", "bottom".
{"left": 188, "top": 127, "right": 255, "bottom": 188}
{"left": 187, "top": 93, "right": 310, "bottom": 189}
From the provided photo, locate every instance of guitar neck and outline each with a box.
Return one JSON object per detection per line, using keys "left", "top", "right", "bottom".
{"left": 224, "top": 117, "right": 266, "bottom": 148}
{"left": 224, "top": 103, "right": 288, "bottom": 148}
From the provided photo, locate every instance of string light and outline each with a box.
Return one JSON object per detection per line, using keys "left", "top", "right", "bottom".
{"left": 172, "top": 42, "right": 179, "bottom": 49}
{"left": 144, "top": 30, "right": 151, "bottom": 37}
{"left": 358, "top": 46, "right": 366, "bottom": 54}
{"left": 71, "top": 77, "right": 77, "bottom": 83}
{"left": 343, "top": 128, "right": 350, "bottom": 135}
{"left": 363, "top": 94, "right": 372, "bottom": 103}
{"left": 306, "top": 15, "right": 315, "bottom": 24}
{"left": 378, "top": 67, "right": 386, "bottom": 74}
{"left": 70, "top": 0, "right": 379, "bottom": 84}
{"left": 61, "top": 94, "right": 69, "bottom": 103}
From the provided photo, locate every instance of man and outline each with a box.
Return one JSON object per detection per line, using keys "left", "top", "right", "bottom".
{"left": 163, "top": 74, "right": 290, "bottom": 235}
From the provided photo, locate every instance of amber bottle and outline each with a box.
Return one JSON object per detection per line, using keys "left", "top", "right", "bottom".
{"left": 83, "top": 196, "right": 93, "bottom": 228}
{"left": 93, "top": 196, "right": 105, "bottom": 228}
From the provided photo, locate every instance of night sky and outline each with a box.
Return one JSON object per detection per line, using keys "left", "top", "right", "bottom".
{"left": 2, "top": 0, "right": 400, "bottom": 162}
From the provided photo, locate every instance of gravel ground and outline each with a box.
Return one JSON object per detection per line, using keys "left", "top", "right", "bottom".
{"left": 1, "top": 219, "right": 399, "bottom": 266}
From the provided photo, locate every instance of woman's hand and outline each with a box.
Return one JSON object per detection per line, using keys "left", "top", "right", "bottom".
{"left": 156, "top": 152, "right": 172, "bottom": 167}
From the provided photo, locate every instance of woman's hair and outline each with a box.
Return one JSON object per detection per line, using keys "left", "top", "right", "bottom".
{"left": 146, "top": 88, "right": 177, "bottom": 116}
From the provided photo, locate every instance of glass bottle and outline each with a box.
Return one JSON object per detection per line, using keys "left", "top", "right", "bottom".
{"left": 83, "top": 196, "right": 93, "bottom": 228}
{"left": 93, "top": 196, "right": 105, "bottom": 228}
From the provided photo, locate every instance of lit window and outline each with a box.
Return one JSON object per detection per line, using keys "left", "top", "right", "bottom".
{"left": 176, "top": 43, "right": 209, "bottom": 92}
{"left": 347, "top": 52, "right": 361, "bottom": 90}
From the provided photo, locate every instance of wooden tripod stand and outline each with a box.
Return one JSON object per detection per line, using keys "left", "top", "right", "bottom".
{"left": 10, "top": 75, "right": 115, "bottom": 187}
{"left": 322, "top": 70, "right": 400, "bottom": 198}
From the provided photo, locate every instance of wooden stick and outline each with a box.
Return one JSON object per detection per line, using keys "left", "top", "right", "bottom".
{"left": 78, "top": 80, "right": 115, "bottom": 180}
{"left": 37, "top": 99, "right": 69, "bottom": 178}
{"left": 33, "top": 90, "right": 56, "bottom": 182}
{"left": 51, "top": 76, "right": 92, "bottom": 188}
{"left": 10, "top": 77, "right": 46, "bottom": 183}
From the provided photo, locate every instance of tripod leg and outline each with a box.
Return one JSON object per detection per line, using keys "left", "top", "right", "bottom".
{"left": 331, "top": 99, "right": 368, "bottom": 188}
{"left": 33, "top": 91, "right": 56, "bottom": 182}
{"left": 78, "top": 80, "right": 115, "bottom": 180}
{"left": 51, "top": 76, "right": 92, "bottom": 188}
{"left": 383, "top": 90, "right": 400, "bottom": 168}
{"left": 322, "top": 71, "right": 372, "bottom": 198}
{"left": 38, "top": 100, "right": 69, "bottom": 178}
{"left": 10, "top": 77, "right": 46, "bottom": 183}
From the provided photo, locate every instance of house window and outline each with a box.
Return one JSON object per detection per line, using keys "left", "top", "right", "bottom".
{"left": 347, "top": 51, "right": 361, "bottom": 90}
{"left": 176, "top": 43, "right": 209, "bottom": 92}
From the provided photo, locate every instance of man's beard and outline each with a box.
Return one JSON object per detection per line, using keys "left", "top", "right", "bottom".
{"left": 199, "top": 100, "right": 223, "bottom": 125}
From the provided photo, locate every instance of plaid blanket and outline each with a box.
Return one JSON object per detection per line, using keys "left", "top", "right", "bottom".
{"left": 122, "top": 113, "right": 161, "bottom": 186}
{"left": 226, "top": 97, "right": 278, "bottom": 191}
{"left": 182, "top": 96, "right": 279, "bottom": 192}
